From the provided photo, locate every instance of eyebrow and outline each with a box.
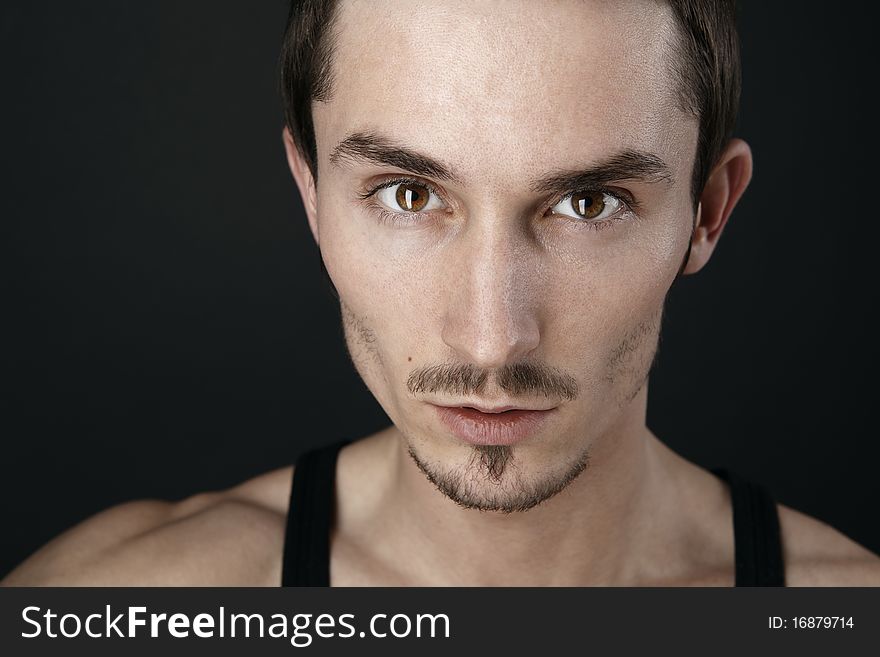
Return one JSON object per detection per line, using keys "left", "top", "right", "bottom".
{"left": 329, "top": 130, "right": 674, "bottom": 194}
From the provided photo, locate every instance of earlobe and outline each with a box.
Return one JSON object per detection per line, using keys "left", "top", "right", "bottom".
{"left": 682, "top": 138, "right": 753, "bottom": 275}
{"left": 282, "top": 126, "right": 320, "bottom": 245}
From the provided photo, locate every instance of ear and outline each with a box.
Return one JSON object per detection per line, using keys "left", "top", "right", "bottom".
{"left": 682, "top": 138, "right": 753, "bottom": 275}
{"left": 282, "top": 126, "right": 320, "bottom": 246}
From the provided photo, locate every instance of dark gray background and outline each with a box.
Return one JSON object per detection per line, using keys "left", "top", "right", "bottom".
{"left": 1, "top": 1, "right": 876, "bottom": 578}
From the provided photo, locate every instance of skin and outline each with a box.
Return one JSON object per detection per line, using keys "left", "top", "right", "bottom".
{"left": 291, "top": 0, "right": 739, "bottom": 584}
{"left": 3, "top": 0, "right": 879, "bottom": 587}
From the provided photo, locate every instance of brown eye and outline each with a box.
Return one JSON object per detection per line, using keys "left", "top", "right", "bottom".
{"left": 395, "top": 182, "right": 430, "bottom": 212}
{"left": 569, "top": 191, "right": 605, "bottom": 219}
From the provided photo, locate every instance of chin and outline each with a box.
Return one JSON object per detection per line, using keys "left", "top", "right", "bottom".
{"left": 404, "top": 432, "right": 592, "bottom": 514}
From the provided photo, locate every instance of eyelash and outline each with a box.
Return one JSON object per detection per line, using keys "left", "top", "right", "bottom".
{"left": 357, "top": 176, "right": 635, "bottom": 231}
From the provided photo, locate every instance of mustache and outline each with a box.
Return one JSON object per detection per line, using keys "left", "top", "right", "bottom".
{"left": 406, "top": 360, "right": 579, "bottom": 401}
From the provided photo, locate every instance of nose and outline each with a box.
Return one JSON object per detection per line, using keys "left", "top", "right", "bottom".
{"left": 440, "top": 222, "right": 542, "bottom": 371}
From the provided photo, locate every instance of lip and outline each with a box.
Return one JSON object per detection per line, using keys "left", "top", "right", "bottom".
{"left": 431, "top": 404, "right": 555, "bottom": 446}
{"left": 444, "top": 403, "right": 552, "bottom": 414}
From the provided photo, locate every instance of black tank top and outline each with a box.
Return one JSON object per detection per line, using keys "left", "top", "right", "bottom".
{"left": 280, "top": 439, "right": 786, "bottom": 587}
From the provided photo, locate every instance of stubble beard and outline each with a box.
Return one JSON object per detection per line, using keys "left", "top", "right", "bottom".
{"left": 404, "top": 439, "right": 592, "bottom": 514}
{"left": 338, "top": 297, "right": 663, "bottom": 514}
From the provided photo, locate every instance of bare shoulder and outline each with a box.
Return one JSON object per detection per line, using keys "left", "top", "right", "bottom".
{"left": 777, "top": 503, "right": 880, "bottom": 586}
{"left": 1, "top": 465, "right": 296, "bottom": 587}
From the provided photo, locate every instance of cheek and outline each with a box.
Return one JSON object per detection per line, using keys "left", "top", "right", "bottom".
{"left": 318, "top": 195, "right": 395, "bottom": 305}
{"left": 546, "top": 219, "right": 686, "bottom": 381}
{"left": 318, "top": 203, "right": 430, "bottom": 368}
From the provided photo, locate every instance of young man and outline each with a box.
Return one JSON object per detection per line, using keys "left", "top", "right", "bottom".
{"left": 4, "top": 0, "right": 879, "bottom": 587}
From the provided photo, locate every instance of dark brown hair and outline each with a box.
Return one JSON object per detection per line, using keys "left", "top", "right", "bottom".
{"left": 279, "top": 0, "right": 741, "bottom": 207}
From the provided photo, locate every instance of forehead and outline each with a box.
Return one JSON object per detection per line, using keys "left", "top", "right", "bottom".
{"left": 317, "top": 0, "right": 695, "bottom": 187}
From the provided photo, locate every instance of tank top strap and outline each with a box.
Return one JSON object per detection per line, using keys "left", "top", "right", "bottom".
{"left": 281, "top": 439, "right": 350, "bottom": 587}
{"left": 710, "top": 467, "right": 786, "bottom": 587}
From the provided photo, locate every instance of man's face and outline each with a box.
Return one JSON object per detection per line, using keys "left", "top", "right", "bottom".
{"left": 305, "top": 0, "right": 699, "bottom": 512}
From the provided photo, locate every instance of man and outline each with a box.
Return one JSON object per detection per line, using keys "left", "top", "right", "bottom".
{"left": 3, "top": 0, "right": 879, "bottom": 587}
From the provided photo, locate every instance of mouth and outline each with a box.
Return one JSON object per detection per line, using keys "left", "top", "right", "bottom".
{"left": 434, "top": 402, "right": 556, "bottom": 414}
{"left": 430, "top": 404, "right": 556, "bottom": 446}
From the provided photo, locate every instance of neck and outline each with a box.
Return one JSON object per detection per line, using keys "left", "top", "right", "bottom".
{"left": 373, "top": 386, "right": 688, "bottom": 586}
